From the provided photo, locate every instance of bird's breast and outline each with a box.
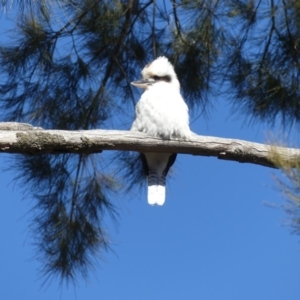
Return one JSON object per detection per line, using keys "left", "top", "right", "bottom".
{"left": 131, "top": 85, "right": 191, "bottom": 139}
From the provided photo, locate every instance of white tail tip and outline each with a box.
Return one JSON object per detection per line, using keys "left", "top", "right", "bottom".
{"left": 148, "top": 185, "right": 158, "bottom": 205}
{"left": 147, "top": 172, "right": 166, "bottom": 206}
{"left": 147, "top": 185, "right": 166, "bottom": 206}
{"left": 156, "top": 185, "right": 166, "bottom": 205}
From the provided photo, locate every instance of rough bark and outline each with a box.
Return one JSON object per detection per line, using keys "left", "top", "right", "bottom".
{"left": 0, "top": 122, "right": 298, "bottom": 169}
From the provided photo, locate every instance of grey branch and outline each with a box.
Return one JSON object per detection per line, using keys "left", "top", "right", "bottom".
{"left": 0, "top": 122, "right": 298, "bottom": 169}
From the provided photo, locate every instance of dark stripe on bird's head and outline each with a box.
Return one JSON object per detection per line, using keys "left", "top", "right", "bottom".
{"left": 153, "top": 75, "right": 171, "bottom": 82}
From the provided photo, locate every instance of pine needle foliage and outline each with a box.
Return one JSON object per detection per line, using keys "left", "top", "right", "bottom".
{"left": 269, "top": 145, "right": 300, "bottom": 240}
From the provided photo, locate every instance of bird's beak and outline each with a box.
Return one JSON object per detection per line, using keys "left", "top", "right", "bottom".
{"left": 131, "top": 79, "right": 154, "bottom": 89}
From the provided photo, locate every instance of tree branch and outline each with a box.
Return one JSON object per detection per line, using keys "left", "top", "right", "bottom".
{"left": 0, "top": 122, "right": 299, "bottom": 169}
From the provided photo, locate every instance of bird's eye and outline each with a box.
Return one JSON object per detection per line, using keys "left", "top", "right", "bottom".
{"left": 152, "top": 75, "right": 171, "bottom": 82}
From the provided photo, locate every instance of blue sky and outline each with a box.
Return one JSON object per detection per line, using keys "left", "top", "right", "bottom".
{"left": 1, "top": 107, "right": 300, "bottom": 300}
{"left": 1, "top": 7, "right": 300, "bottom": 300}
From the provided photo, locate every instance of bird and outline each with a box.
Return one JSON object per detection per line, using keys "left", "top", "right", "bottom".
{"left": 130, "top": 56, "right": 191, "bottom": 206}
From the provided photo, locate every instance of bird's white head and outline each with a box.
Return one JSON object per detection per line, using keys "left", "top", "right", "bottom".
{"left": 131, "top": 56, "right": 180, "bottom": 90}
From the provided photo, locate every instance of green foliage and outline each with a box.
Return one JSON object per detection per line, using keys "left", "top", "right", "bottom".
{"left": 225, "top": 0, "right": 300, "bottom": 126}
{"left": 14, "top": 153, "right": 118, "bottom": 284}
{"left": 1, "top": 0, "right": 300, "bottom": 285}
{"left": 269, "top": 146, "right": 300, "bottom": 239}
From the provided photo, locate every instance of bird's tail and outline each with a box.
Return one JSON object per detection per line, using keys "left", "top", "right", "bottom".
{"left": 148, "top": 171, "right": 166, "bottom": 206}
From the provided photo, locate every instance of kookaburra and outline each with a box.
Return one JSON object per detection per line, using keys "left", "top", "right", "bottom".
{"left": 131, "top": 56, "right": 191, "bottom": 206}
